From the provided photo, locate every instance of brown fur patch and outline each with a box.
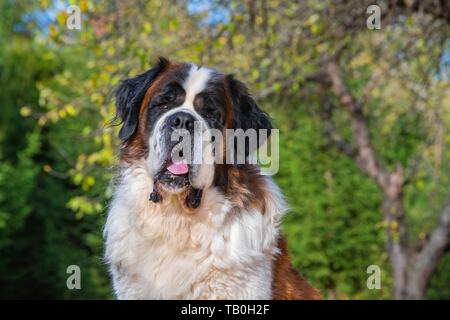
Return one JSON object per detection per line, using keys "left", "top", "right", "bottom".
{"left": 120, "top": 61, "right": 184, "bottom": 163}
{"left": 272, "top": 236, "right": 322, "bottom": 300}
{"left": 222, "top": 75, "right": 235, "bottom": 129}
{"left": 214, "top": 75, "right": 268, "bottom": 211}
{"left": 223, "top": 165, "right": 268, "bottom": 213}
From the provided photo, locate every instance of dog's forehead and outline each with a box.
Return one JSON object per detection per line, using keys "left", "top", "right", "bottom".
{"left": 161, "top": 63, "right": 220, "bottom": 94}
{"left": 183, "top": 64, "right": 213, "bottom": 95}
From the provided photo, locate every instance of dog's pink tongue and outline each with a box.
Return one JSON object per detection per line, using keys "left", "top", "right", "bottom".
{"left": 167, "top": 161, "right": 189, "bottom": 175}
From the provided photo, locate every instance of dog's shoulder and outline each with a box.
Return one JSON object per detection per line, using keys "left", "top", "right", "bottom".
{"left": 272, "top": 235, "right": 322, "bottom": 300}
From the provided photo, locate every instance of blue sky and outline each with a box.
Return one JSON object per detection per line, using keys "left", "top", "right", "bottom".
{"left": 186, "top": 0, "right": 230, "bottom": 25}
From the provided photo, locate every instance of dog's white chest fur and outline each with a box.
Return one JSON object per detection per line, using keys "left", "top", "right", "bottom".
{"left": 104, "top": 163, "right": 286, "bottom": 299}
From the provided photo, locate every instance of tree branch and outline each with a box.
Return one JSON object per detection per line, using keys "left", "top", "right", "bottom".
{"left": 392, "top": 0, "right": 450, "bottom": 23}
{"left": 322, "top": 58, "right": 414, "bottom": 298}
{"left": 324, "top": 59, "right": 391, "bottom": 189}
{"left": 321, "top": 56, "right": 450, "bottom": 298}
{"left": 415, "top": 197, "right": 450, "bottom": 283}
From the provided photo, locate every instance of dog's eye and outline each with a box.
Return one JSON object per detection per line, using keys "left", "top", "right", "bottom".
{"left": 204, "top": 109, "right": 222, "bottom": 122}
{"left": 153, "top": 102, "right": 168, "bottom": 110}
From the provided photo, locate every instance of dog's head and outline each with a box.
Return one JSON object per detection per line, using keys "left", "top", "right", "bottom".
{"left": 115, "top": 57, "right": 271, "bottom": 199}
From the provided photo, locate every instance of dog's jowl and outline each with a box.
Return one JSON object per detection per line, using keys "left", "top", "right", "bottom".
{"left": 103, "top": 57, "right": 321, "bottom": 299}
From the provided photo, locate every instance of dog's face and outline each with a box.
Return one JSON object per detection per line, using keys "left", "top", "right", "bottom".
{"left": 115, "top": 58, "right": 271, "bottom": 197}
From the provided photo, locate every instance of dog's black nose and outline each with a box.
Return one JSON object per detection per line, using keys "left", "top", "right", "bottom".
{"left": 168, "top": 112, "right": 195, "bottom": 131}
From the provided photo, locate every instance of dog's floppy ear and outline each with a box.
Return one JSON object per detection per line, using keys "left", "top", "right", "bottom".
{"left": 115, "top": 57, "right": 168, "bottom": 140}
{"left": 227, "top": 74, "right": 272, "bottom": 149}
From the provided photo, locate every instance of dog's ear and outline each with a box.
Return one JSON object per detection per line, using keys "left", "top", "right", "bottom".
{"left": 227, "top": 75, "right": 272, "bottom": 153}
{"left": 115, "top": 57, "right": 168, "bottom": 140}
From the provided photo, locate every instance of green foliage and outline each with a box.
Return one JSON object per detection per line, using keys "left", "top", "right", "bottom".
{"left": 274, "top": 108, "right": 391, "bottom": 299}
{"left": 428, "top": 253, "right": 450, "bottom": 299}
{"left": 0, "top": 0, "right": 111, "bottom": 298}
{"left": 0, "top": 131, "right": 40, "bottom": 246}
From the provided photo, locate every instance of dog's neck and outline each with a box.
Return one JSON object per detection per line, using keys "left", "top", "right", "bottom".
{"left": 116, "top": 160, "right": 231, "bottom": 225}
{"left": 105, "top": 159, "right": 288, "bottom": 299}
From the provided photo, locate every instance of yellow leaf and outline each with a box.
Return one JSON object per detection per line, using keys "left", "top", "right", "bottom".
{"left": 390, "top": 221, "right": 398, "bottom": 231}
{"left": 65, "top": 104, "right": 77, "bottom": 116}
{"left": 144, "top": 22, "right": 152, "bottom": 33}
{"left": 49, "top": 24, "right": 58, "bottom": 38}
{"left": 56, "top": 11, "right": 67, "bottom": 27}
{"left": 79, "top": 0, "right": 88, "bottom": 11}
{"left": 58, "top": 109, "right": 67, "bottom": 118}
{"left": 20, "top": 106, "right": 32, "bottom": 117}
{"left": 82, "top": 176, "right": 95, "bottom": 191}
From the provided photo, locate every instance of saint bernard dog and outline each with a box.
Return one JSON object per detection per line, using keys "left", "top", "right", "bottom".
{"left": 104, "top": 57, "right": 321, "bottom": 300}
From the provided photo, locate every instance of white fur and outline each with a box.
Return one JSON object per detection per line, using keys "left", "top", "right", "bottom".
{"left": 148, "top": 64, "right": 216, "bottom": 190}
{"left": 149, "top": 107, "right": 206, "bottom": 168}
{"left": 103, "top": 160, "right": 287, "bottom": 299}
{"left": 182, "top": 64, "right": 212, "bottom": 110}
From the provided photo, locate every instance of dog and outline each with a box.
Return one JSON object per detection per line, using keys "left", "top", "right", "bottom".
{"left": 103, "top": 57, "right": 321, "bottom": 299}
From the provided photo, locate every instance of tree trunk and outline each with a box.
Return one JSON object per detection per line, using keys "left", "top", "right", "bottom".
{"left": 322, "top": 58, "right": 450, "bottom": 299}
{"left": 380, "top": 171, "right": 410, "bottom": 299}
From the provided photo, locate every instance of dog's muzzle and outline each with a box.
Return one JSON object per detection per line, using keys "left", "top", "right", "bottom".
{"left": 155, "top": 111, "right": 195, "bottom": 190}
{"left": 149, "top": 110, "right": 212, "bottom": 209}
